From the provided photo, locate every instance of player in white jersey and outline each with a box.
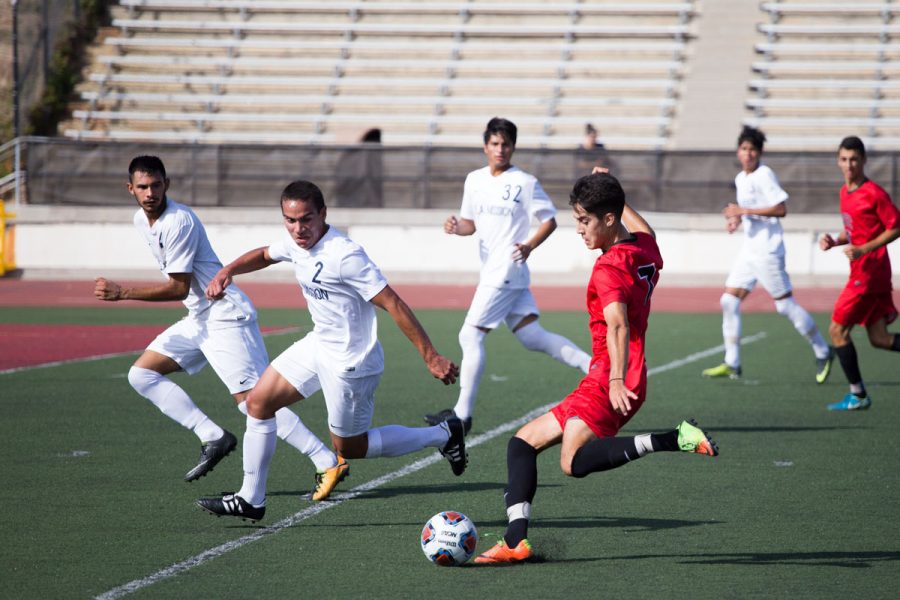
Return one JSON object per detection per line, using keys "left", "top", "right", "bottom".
{"left": 424, "top": 117, "right": 591, "bottom": 433}
{"left": 701, "top": 127, "right": 833, "bottom": 382}
{"left": 197, "top": 180, "right": 464, "bottom": 522}
{"left": 95, "top": 157, "right": 340, "bottom": 499}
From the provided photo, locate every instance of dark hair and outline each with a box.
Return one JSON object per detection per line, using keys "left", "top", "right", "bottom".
{"left": 128, "top": 155, "right": 166, "bottom": 180}
{"left": 281, "top": 180, "right": 326, "bottom": 211}
{"left": 483, "top": 117, "right": 517, "bottom": 146}
{"left": 569, "top": 173, "right": 625, "bottom": 220}
{"left": 839, "top": 135, "right": 866, "bottom": 159}
{"left": 361, "top": 128, "right": 382, "bottom": 143}
{"left": 737, "top": 126, "right": 766, "bottom": 151}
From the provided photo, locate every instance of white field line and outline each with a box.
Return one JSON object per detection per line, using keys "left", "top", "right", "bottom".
{"left": 95, "top": 332, "right": 766, "bottom": 600}
{"left": 0, "top": 326, "right": 304, "bottom": 375}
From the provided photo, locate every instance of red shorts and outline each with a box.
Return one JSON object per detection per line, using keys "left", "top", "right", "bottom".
{"left": 832, "top": 285, "right": 898, "bottom": 327}
{"left": 550, "top": 370, "right": 646, "bottom": 438}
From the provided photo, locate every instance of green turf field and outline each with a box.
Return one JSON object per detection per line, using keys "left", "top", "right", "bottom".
{"left": 2, "top": 307, "right": 898, "bottom": 599}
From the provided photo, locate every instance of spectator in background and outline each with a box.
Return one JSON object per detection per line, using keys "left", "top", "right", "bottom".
{"left": 334, "top": 128, "right": 384, "bottom": 208}
{"left": 575, "top": 123, "right": 610, "bottom": 178}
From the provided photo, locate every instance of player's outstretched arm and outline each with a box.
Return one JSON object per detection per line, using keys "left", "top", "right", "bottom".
{"left": 603, "top": 301, "right": 637, "bottom": 416}
{"left": 94, "top": 273, "right": 190, "bottom": 302}
{"left": 621, "top": 203, "right": 655, "bottom": 239}
{"left": 206, "top": 246, "right": 276, "bottom": 300}
{"left": 370, "top": 285, "right": 459, "bottom": 385}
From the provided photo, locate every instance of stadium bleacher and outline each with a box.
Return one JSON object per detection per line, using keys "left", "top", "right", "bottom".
{"left": 64, "top": 0, "right": 695, "bottom": 148}
{"left": 747, "top": 0, "right": 900, "bottom": 150}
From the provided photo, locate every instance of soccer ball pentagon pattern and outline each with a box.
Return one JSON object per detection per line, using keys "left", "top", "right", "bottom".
{"left": 421, "top": 511, "right": 478, "bottom": 566}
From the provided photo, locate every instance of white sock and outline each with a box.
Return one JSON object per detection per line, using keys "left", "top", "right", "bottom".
{"left": 507, "top": 501, "right": 531, "bottom": 522}
{"left": 238, "top": 401, "right": 336, "bottom": 472}
{"left": 720, "top": 293, "right": 742, "bottom": 368}
{"left": 237, "top": 416, "right": 277, "bottom": 506}
{"left": 774, "top": 297, "right": 830, "bottom": 359}
{"left": 634, "top": 434, "right": 654, "bottom": 457}
{"left": 128, "top": 366, "right": 223, "bottom": 442}
{"left": 452, "top": 325, "right": 487, "bottom": 421}
{"left": 364, "top": 425, "right": 447, "bottom": 458}
{"left": 514, "top": 321, "right": 591, "bottom": 373}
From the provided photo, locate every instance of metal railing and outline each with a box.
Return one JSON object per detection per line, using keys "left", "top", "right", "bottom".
{"left": 7, "top": 136, "right": 891, "bottom": 214}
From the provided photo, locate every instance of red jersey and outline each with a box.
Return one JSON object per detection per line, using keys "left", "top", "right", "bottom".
{"left": 586, "top": 232, "right": 663, "bottom": 383}
{"left": 840, "top": 180, "right": 900, "bottom": 293}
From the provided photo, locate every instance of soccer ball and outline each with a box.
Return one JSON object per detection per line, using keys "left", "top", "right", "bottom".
{"left": 420, "top": 511, "right": 478, "bottom": 566}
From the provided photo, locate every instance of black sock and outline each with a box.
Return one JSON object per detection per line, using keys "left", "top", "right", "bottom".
{"left": 891, "top": 334, "right": 900, "bottom": 352}
{"left": 504, "top": 437, "right": 537, "bottom": 548}
{"left": 570, "top": 436, "right": 640, "bottom": 478}
{"left": 651, "top": 430, "right": 680, "bottom": 452}
{"left": 834, "top": 343, "right": 865, "bottom": 393}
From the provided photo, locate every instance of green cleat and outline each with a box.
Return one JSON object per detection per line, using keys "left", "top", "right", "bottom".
{"left": 815, "top": 348, "right": 835, "bottom": 384}
{"left": 677, "top": 419, "right": 719, "bottom": 456}
{"left": 701, "top": 363, "right": 741, "bottom": 380}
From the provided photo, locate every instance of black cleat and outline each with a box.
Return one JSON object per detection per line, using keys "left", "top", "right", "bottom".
{"left": 439, "top": 417, "right": 468, "bottom": 476}
{"left": 425, "top": 408, "right": 472, "bottom": 435}
{"left": 184, "top": 430, "right": 237, "bottom": 482}
{"left": 197, "top": 493, "right": 265, "bottom": 522}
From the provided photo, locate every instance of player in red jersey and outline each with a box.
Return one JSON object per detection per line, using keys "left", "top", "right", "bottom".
{"left": 819, "top": 136, "right": 900, "bottom": 411}
{"left": 475, "top": 172, "right": 719, "bottom": 565}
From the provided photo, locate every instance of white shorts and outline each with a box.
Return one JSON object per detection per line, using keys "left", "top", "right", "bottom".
{"left": 271, "top": 334, "right": 381, "bottom": 437}
{"left": 147, "top": 317, "right": 269, "bottom": 395}
{"left": 724, "top": 248, "right": 793, "bottom": 298}
{"left": 464, "top": 285, "right": 540, "bottom": 330}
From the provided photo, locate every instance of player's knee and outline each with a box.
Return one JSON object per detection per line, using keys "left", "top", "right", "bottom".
{"left": 867, "top": 329, "right": 892, "bottom": 349}
{"left": 127, "top": 366, "right": 161, "bottom": 396}
{"left": 720, "top": 293, "right": 740, "bottom": 312}
{"left": 458, "top": 324, "right": 486, "bottom": 350}
{"left": 334, "top": 434, "right": 366, "bottom": 459}
{"left": 829, "top": 322, "right": 849, "bottom": 345}
{"left": 245, "top": 391, "right": 276, "bottom": 420}
{"left": 774, "top": 298, "right": 791, "bottom": 316}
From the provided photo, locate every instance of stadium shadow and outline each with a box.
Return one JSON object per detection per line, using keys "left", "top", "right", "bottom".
{"left": 485, "top": 514, "right": 715, "bottom": 533}
{"left": 541, "top": 550, "right": 900, "bottom": 569}
{"left": 606, "top": 550, "right": 900, "bottom": 569}
{"left": 268, "top": 480, "right": 512, "bottom": 500}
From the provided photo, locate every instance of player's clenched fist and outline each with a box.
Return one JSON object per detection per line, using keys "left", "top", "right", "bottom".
{"left": 444, "top": 215, "right": 459, "bottom": 235}
{"left": 94, "top": 277, "right": 123, "bottom": 301}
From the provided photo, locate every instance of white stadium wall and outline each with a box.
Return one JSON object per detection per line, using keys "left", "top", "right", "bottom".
{"left": 11, "top": 206, "right": 891, "bottom": 287}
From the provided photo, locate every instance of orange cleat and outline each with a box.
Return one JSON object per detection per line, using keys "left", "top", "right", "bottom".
{"left": 311, "top": 457, "right": 349, "bottom": 501}
{"left": 474, "top": 539, "right": 533, "bottom": 564}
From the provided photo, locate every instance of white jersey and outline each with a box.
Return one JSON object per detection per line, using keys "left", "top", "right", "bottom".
{"left": 734, "top": 164, "right": 789, "bottom": 256}
{"left": 268, "top": 225, "right": 388, "bottom": 377}
{"left": 133, "top": 198, "right": 256, "bottom": 324}
{"left": 460, "top": 165, "right": 557, "bottom": 289}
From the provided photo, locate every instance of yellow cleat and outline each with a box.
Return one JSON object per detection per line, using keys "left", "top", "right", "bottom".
{"left": 816, "top": 348, "right": 834, "bottom": 384}
{"left": 701, "top": 363, "right": 741, "bottom": 379}
{"left": 474, "top": 539, "right": 533, "bottom": 564}
{"left": 311, "top": 457, "right": 349, "bottom": 501}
